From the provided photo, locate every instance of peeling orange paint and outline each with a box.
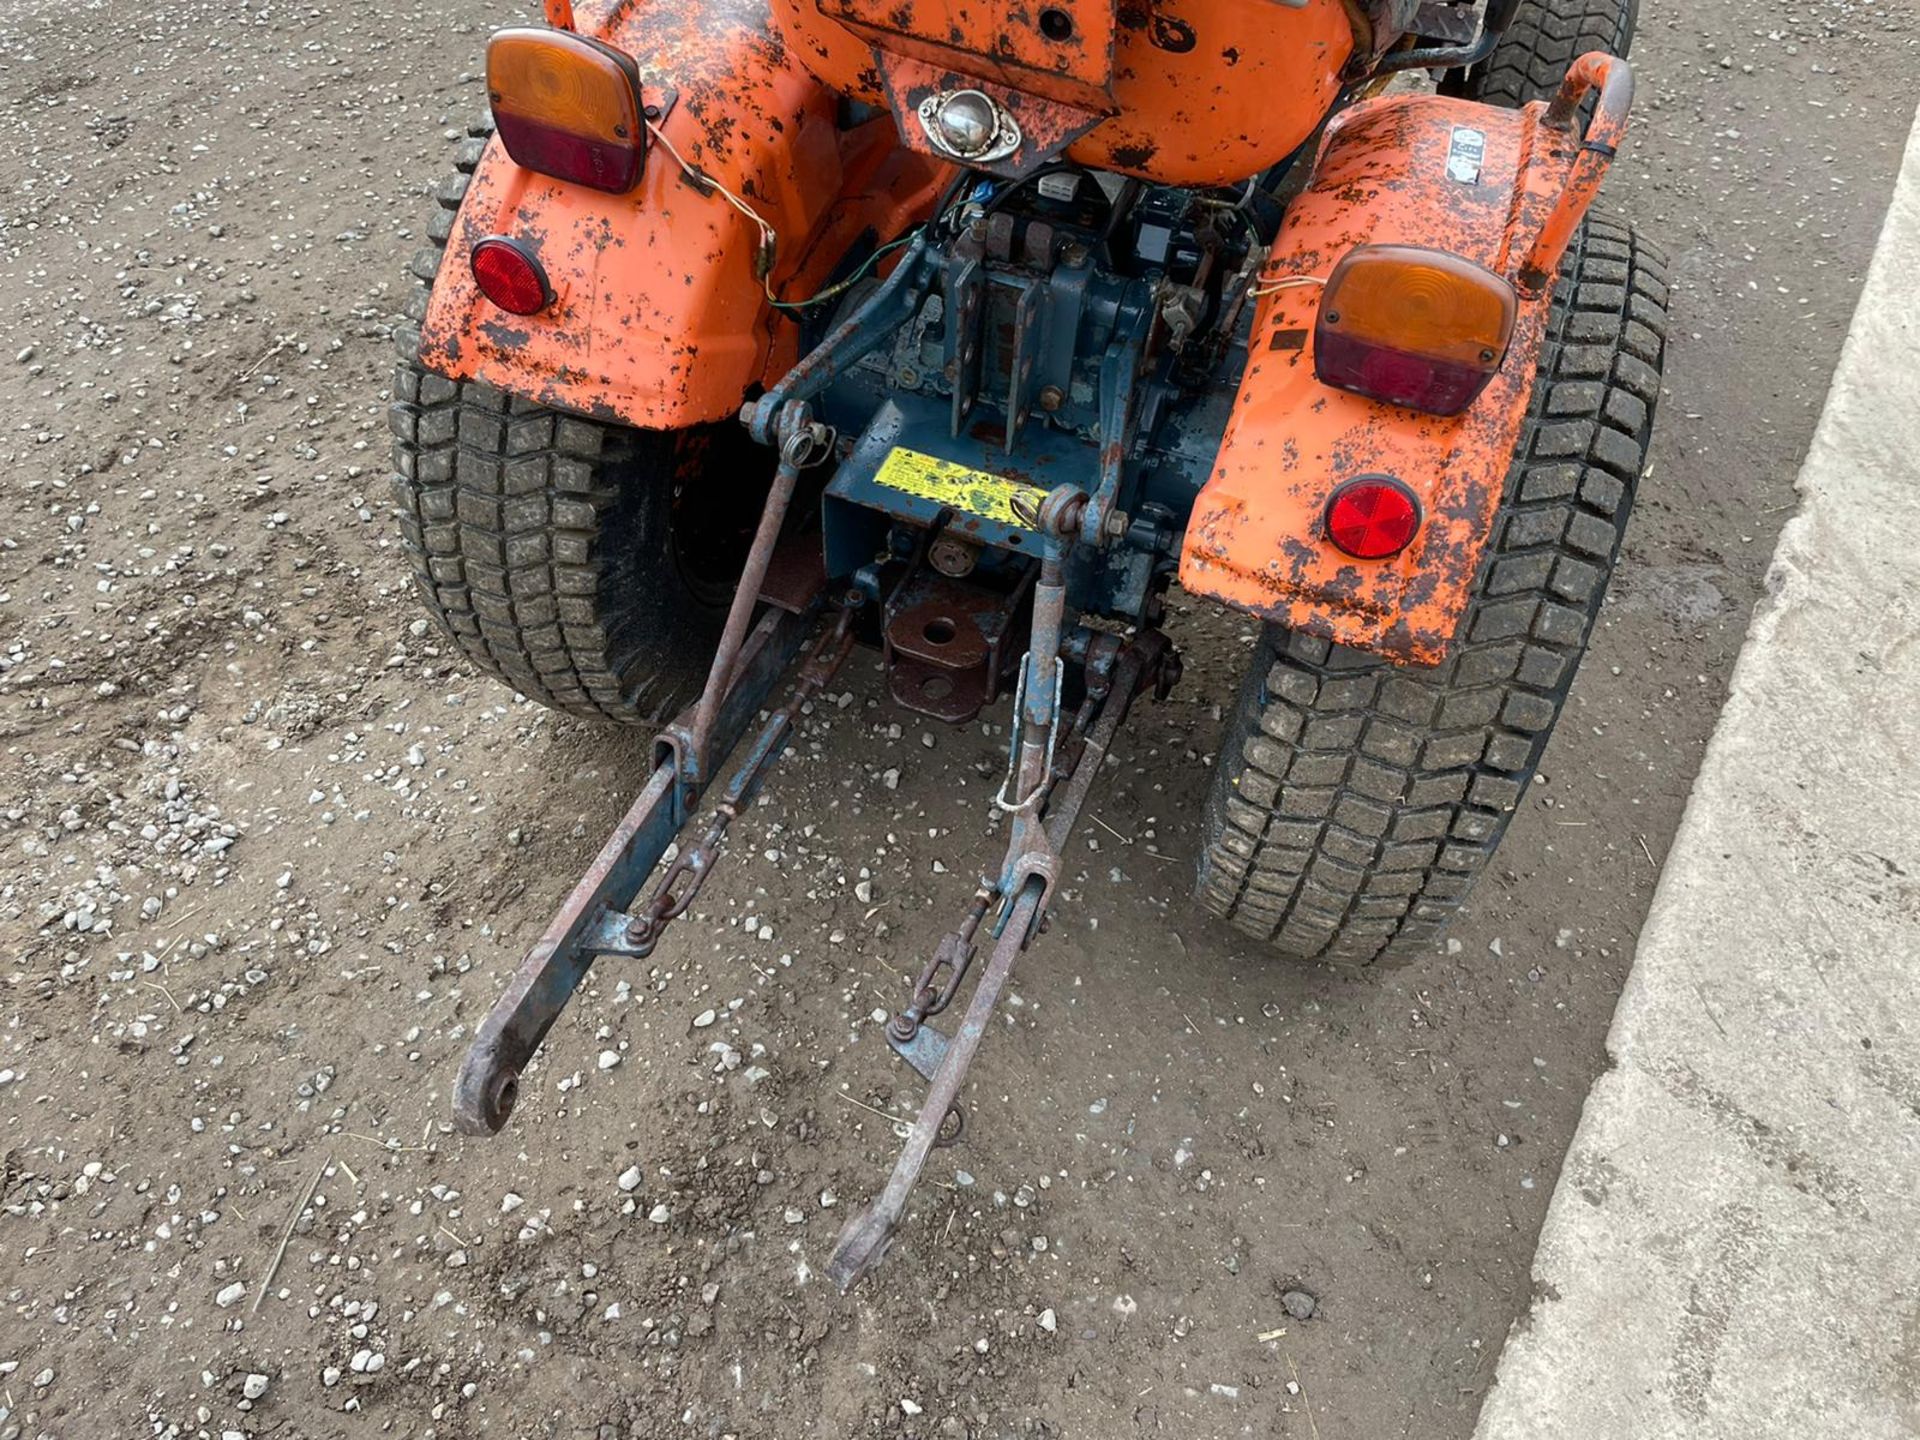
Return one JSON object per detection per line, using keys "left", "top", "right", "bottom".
{"left": 771, "top": 0, "right": 1355, "bottom": 185}
{"left": 418, "top": 0, "right": 949, "bottom": 429}
{"left": 1178, "top": 86, "right": 1623, "bottom": 664}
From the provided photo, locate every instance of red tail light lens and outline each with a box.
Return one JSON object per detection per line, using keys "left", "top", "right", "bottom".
{"left": 1315, "top": 330, "right": 1496, "bottom": 416}
{"left": 471, "top": 236, "right": 552, "bottom": 315}
{"left": 1314, "top": 245, "right": 1517, "bottom": 415}
{"left": 487, "top": 28, "right": 646, "bottom": 193}
{"left": 1325, "top": 477, "right": 1421, "bottom": 559}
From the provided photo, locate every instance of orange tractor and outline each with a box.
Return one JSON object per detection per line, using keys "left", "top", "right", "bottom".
{"left": 393, "top": 0, "right": 1663, "bottom": 1285}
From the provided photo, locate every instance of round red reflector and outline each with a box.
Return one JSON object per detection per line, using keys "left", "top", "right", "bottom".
{"left": 1325, "top": 476, "right": 1421, "bottom": 560}
{"left": 470, "top": 236, "right": 550, "bottom": 316}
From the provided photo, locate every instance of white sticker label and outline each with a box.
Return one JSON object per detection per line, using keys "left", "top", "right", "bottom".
{"left": 1446, "top": 126, "right": 1486, "bottom": 185}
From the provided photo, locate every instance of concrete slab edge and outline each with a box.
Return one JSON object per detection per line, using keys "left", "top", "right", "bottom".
{"left": 1470, "top": 106, "right": 1920, "bottom": 1438}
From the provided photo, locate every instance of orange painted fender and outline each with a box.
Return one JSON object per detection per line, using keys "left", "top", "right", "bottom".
{"left": 1179, "top": 58, "right": 1632, "bottom": 664}
{"left": 418, "top": 1, "right": 949, "bottom": 430}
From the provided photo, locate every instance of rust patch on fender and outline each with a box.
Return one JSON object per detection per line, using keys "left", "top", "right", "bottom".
{"left": 1178, "top": 89, "right": 1613, "bottom": 664}
{"left": 418, "top": 0, "right": 948, "bottom": 429}
{"left": 875, "top": 50, "right": 1109, "bottom": 177}
{"left": 771, "top": 0, "right": 1356, "bottom": 185}
{"left": 820, "top": 0, "right": 1118, "bottom": 110}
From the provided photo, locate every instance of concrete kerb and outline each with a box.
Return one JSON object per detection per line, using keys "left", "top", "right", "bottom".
{"left": 1471, "top": 104, "right": 1920, "bottom": 1439}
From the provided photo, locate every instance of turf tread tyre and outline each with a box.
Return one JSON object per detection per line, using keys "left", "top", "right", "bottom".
{"left": 1193, "top": 213, "right": 1669, "bottom": 966}
{"left": 387, "top": 121, "right": 730, "bottom": 728}
{"left": 1462, "top": 0, "right": 1636, "bottom": 110}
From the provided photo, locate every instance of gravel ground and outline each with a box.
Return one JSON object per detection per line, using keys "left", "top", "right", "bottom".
{"left": 0, "top": 0, "right": 1913, "bottom": 1437}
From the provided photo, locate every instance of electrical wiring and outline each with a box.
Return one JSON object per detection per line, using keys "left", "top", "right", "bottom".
{"left": 765, "top": 228, "right": 924, "bottom": 311}
{"left": 643, "top": 116, "right": 781, "bottom": 291}
{"left": 643, "top": 116, "right": 948, "bottom": 311}
{"left": 1246, "top": 275, "right": 1328, "bottom": 298}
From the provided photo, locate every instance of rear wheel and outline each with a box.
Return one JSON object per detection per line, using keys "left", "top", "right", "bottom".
{"left": 1192, "top": 213, "right": 1668, "bottom": 966}
{"left": 1456, "top": 0, "right": 1636, "bottom": 109}
{"left": 388, "top": 123, "right": 764, "bottom": 727}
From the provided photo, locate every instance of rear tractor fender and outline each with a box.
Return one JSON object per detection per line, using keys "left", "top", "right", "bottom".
{"left": 418, "top": 3, "right": 949, "bottom": 430}
{"left": 1179, "top": 54, "right": 1633, "bottom": 664}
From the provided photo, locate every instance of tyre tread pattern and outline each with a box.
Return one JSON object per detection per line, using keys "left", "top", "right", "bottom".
{"left": 386, "top": 120, "right": 688, "bottom": 727}
{"left": 1193, "top": 214, "right": 1669, "bottom": 966}
{"left": 1464, "top": 0, "right": 1637, "bottom": 110}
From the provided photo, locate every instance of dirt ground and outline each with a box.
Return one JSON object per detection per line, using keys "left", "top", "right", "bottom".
{"left": 1, "top": 0, "right": 1914, "bottom": 1435}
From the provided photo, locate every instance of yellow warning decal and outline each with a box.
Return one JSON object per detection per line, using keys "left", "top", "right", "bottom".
{"left": 872, "top": 447, "right": 1046, "bottom": 529}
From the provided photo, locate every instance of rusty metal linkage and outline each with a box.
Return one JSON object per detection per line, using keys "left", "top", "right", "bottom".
{"left": 456, "top": 448, "right": 1179, "bottom": 1298}
{"left": 452, "top": 400, "right": 836, "bottom": 1136}
{"left": 624, "top": 599, "right": 860, "bottom": 958}
{"left": 827, "top": 487, "right": 1174, "bottom": 1289}
{"left": 677, "top": 405, "right": 835, "bottom": 793}
{"left": 886, "top": 889, "right": 992, "bottom": 1063}
{"left": 450, "top": 606, "right": 813, "bottom": 1135}
{"left": 827, "top": 632, "right": 1168, "bottom": 1289}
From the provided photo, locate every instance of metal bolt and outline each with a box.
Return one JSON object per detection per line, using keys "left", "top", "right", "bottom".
{"left": 1038, "top": 384, "right": 1065, "bottom": 412}
{"left": 1103, "top": 510, "right": 1130, "bottom": 540}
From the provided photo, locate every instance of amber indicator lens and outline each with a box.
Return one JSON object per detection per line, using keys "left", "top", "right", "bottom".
{"left": 1314, "top": 244, "right": 1517, "bottom": 415}
{"left": 471, "top": 236, "right": 552, "bottom": 315}
{"left": 1325, "top": 476, "right": 1421, "bottom": 559}
{"left": 487, "top": 28, "right": 646, "bottom": 194}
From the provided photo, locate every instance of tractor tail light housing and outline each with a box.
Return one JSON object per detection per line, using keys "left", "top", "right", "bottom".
{"left": 487, "top": 28, "right": 646, "bottom": 194}
{"left": 471, "top": 236, "right": 553, "bottom": 315}
{"left": 1325, "top": 476, "right": 1421, "bottom": 559}
{"left": 1314, "top": 244, "right": 1517, "bottom": 416}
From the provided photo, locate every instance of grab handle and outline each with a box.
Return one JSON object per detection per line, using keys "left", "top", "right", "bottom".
{"left": 1519, "top": 52, "right": 1635, "bottom": 293}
